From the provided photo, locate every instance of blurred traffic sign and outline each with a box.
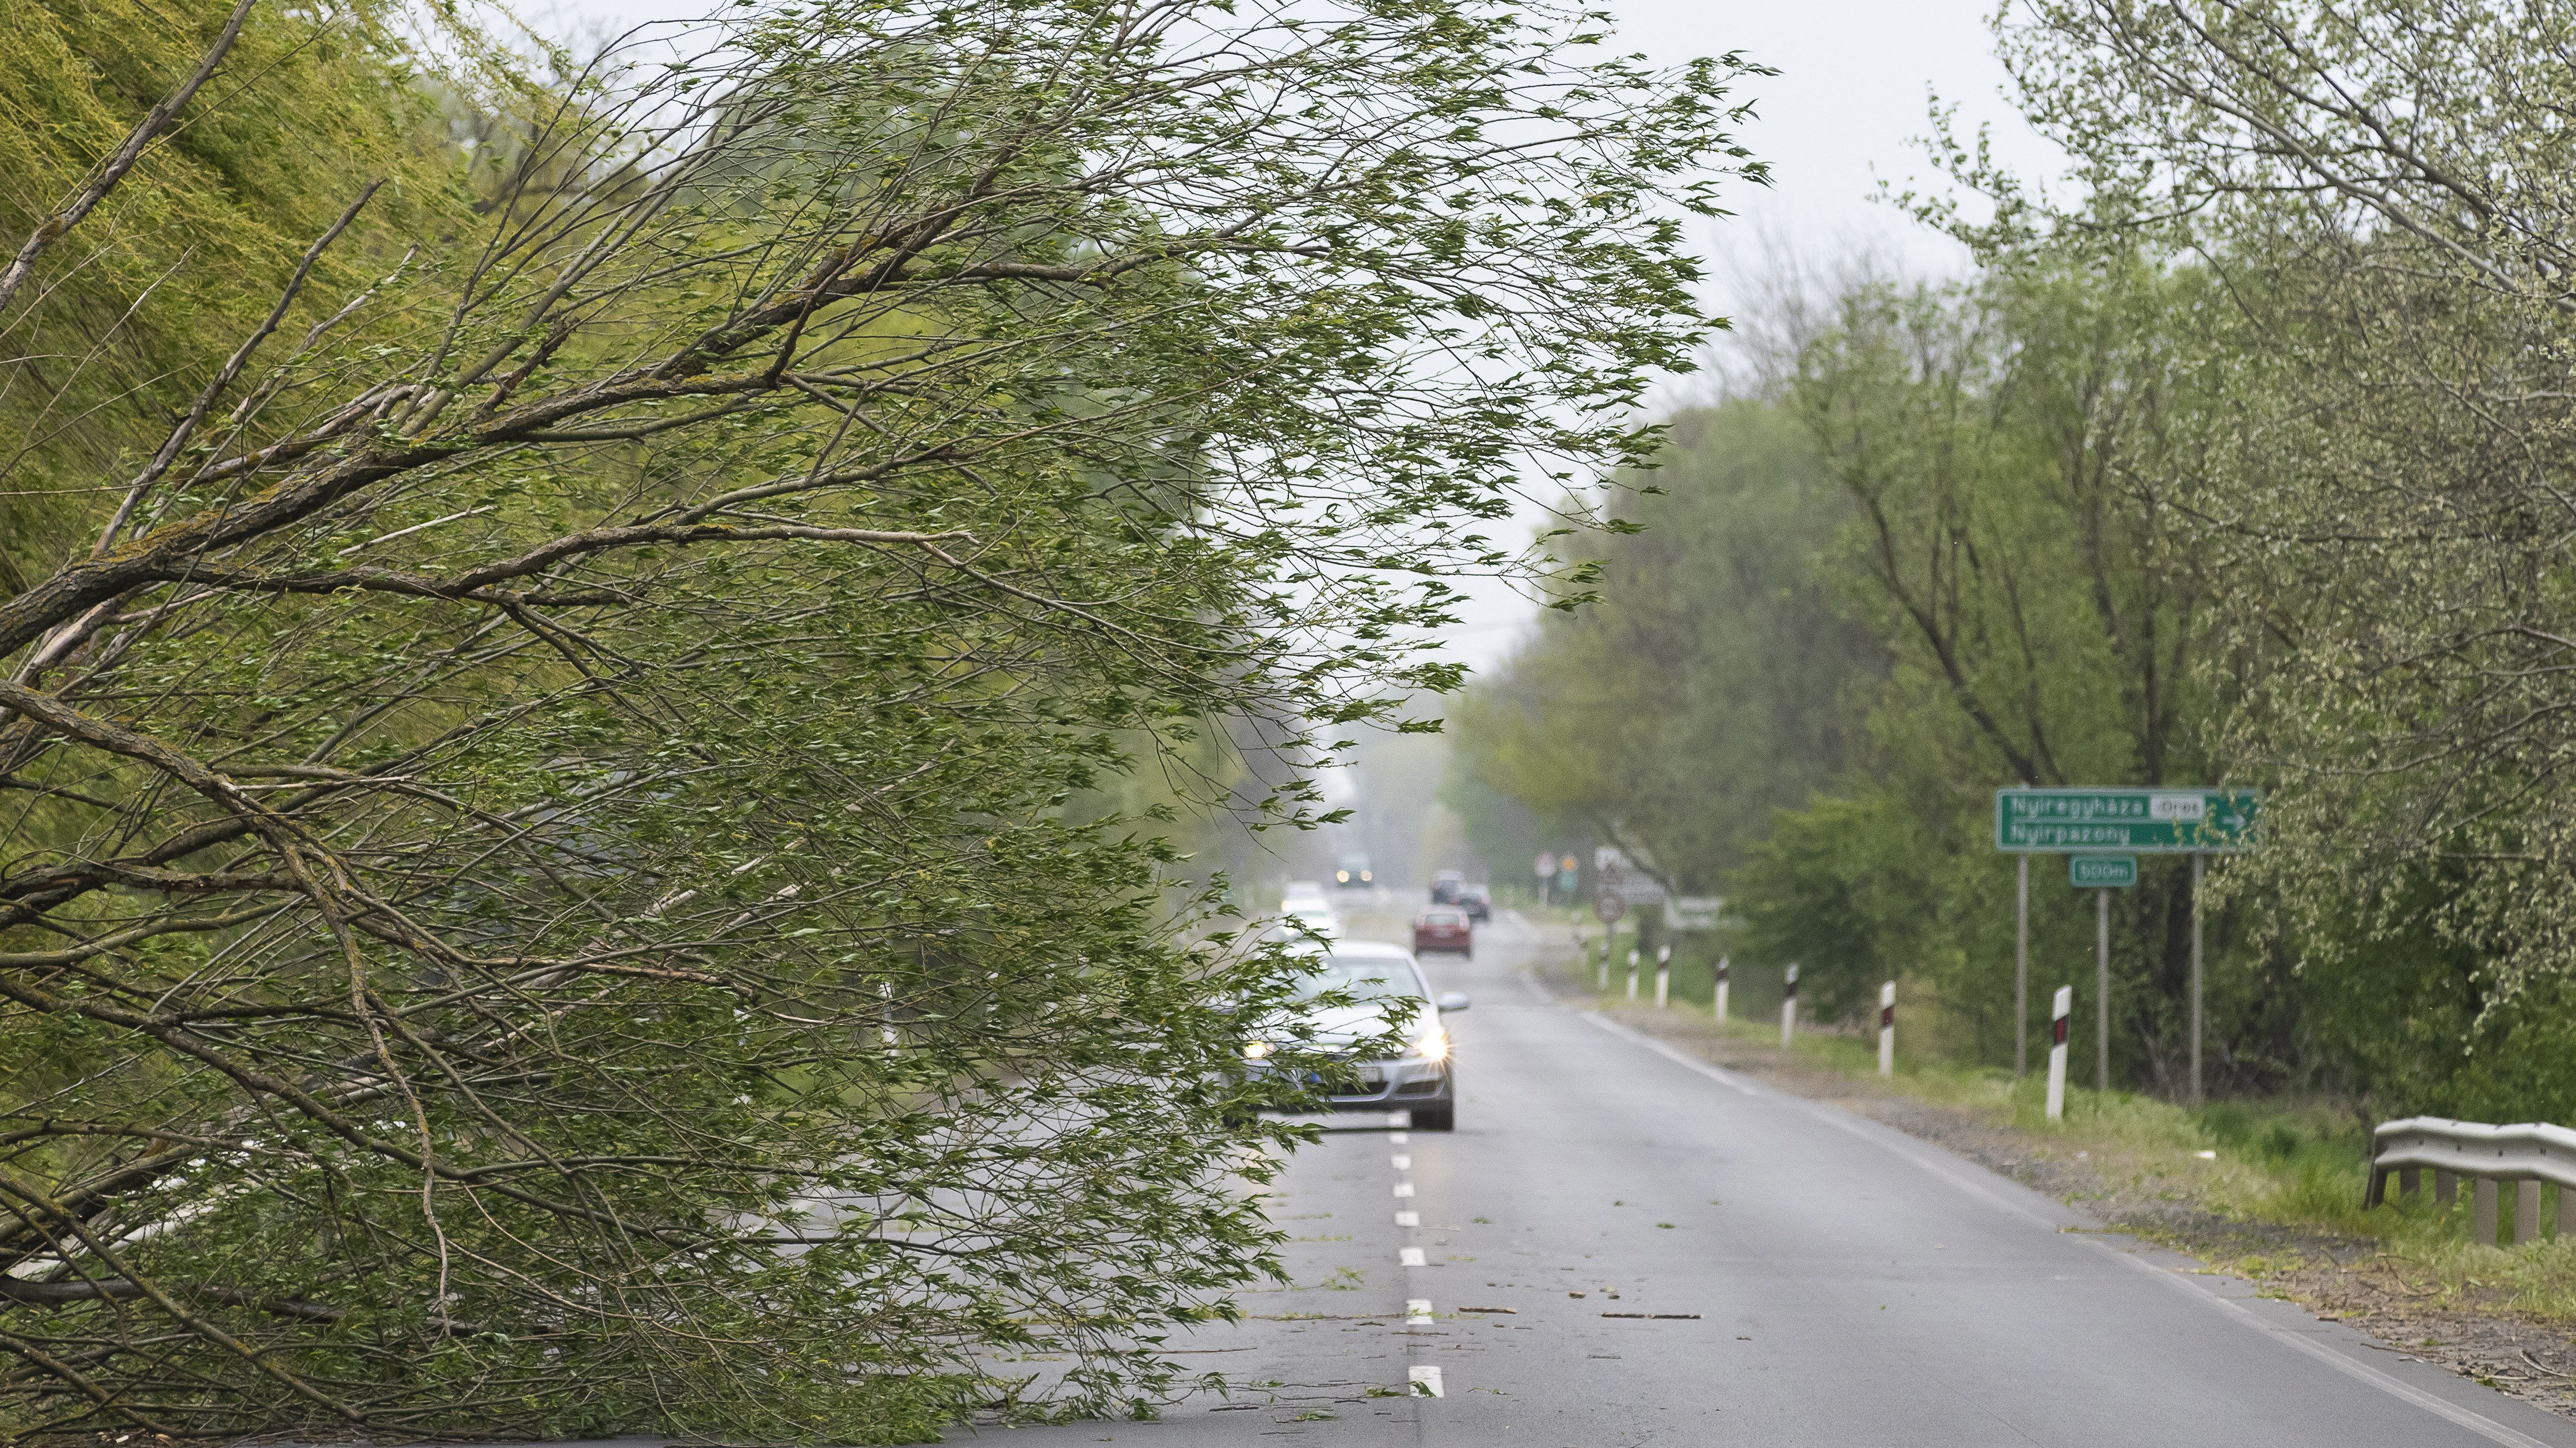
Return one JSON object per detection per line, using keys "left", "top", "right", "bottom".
{"left": 1593, "top": 891, "right": 1626, "bottom": 925}
{"left": 1994, "top": 788, "right": 2258, "bottom": 853}
{"left": 1535, "top": 852, "right": 1555, "bottom": 879}
{"left": 2068, "top": 855, "right": 2137, "bottom": 887}
{"left": 1666, "top": 895, "right": 1722, "bottom": 930}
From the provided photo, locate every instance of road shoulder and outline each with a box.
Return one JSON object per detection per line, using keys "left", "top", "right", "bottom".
{"left": 1576, "top": 978, "right": 2576, "bottom": 1429}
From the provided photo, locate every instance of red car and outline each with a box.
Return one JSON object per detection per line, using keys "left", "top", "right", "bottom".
{"left": 1413, "top": 907, "right": 1472, "bottom": 958}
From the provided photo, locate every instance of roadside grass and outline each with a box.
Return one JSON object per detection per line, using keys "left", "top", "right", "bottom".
{"left": 1612, "top": 988, "right": 2576, "bottom": 1325}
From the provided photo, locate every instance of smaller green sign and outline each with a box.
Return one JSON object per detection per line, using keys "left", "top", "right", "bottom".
{"left": 2070, "top": 854, "right": 2138, "bottom": 888}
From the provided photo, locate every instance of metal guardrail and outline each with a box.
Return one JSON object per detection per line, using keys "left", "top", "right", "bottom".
{"left": 2368, "top": 1116, "right": 2576, "bottom": 1245}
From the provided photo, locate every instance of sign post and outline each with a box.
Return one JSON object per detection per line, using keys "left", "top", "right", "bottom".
{"left": 1592, "top": 887, "right": 1624, "bottom": 995}
{"left": 1535, "top": 852, "right": 1557, "bottom": 907}
{"left": 2191, "top": 853, "right": 2205, "bottom": 1105}
{"left": 1996, "top": 789, "right": 2256, "bottom": 1098}
{"left": 2071, "top": 855, "right": 2138, "bottom": 1090}
{"left": 2096, "top": 885, "right": 2110, "bottom": 1091}
{"left": 2016, "top": 856, "right": 2029, "bottom": 1079}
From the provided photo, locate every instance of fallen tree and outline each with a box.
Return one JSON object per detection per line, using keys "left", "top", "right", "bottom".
{"left": 0, "top": 0, "right": 1761, "bottom": 1438}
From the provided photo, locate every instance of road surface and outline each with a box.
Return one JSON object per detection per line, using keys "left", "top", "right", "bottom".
{"left": 949, "top": 912, "right": 2576, "bottom": 1447}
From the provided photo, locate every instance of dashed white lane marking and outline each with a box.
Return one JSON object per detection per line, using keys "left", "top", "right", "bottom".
{"left": 1394, "top": 1210, "right": 1419, "bottom": 1227}
{"left": 1391, "top": 1153, "right": 1411, "bottom": 1169}
{"left": 1399, "top": 1247, "right": 1426, "bottom": 1267}
{"left": 1392, "top": 1181, "right": 1415, "bottom": 1198}
{"left": 1408, "top": 1365, "right": 1444, "bottom": 1397}
{"left": 1389, "top": 1131, "right": 1409, "bottom": 1143}
{"left": 1406, "top": 1297, "right": 1433, "bottom": 1325}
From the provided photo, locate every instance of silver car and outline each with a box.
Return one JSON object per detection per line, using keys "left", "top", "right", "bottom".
{"left": 1247, "top": 941, "right": 1468, "bottom": 1131}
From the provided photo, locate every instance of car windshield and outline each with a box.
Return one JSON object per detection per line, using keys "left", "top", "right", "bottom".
{"left": 1291, "top": 957, "right": 1418, "bottom": 1003}
{"left": 1422, "top": 912, "right": 1461, "bottom": 926}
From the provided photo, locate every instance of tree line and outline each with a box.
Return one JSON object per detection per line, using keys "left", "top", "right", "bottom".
{"left": 1455, "top": 0, "right": 2576, "bottom": 1122}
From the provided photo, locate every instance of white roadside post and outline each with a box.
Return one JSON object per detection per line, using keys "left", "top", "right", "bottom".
{"left": 1714, "top": 955, "right": 1730, "bottom": 1022}
{"left": 1625, "top": 948, "right": 1639, "bottom": 1002}
{"left": 1654, "top": 943, "right": 1671, "bottom": 1009}
{"left": 1780, "top": 963, "right": 1799, "bottom": 1048}
{"left": 1596, "top": 936, "right": 1609, "bottom": 991}
{"left": 2046, "top": 985, "right": 2071, "bottom": 1121}
{"left": 1878, "top": 980, "right": 1896, "bottom": 1077}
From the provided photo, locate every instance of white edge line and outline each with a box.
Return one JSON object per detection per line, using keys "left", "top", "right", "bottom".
{"left": 1579, "top": 1009, "right": 1760, "bottom": 1096}
{"left": 1570, "top": 1003, "right": 2559, "bottom": 1447}
{"left": 2095, "top": 1240, "right": 2555, "bottom": 1448}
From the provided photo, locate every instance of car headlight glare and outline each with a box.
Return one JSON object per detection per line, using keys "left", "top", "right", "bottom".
{"left": 1411, "top": 1027, "right": 1448, "bottom": 1063}
{"left": 1243, "top": 1040, "right": 1271, "bottom": 1060}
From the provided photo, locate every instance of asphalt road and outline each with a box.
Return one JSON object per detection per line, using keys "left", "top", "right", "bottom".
{"left": 950, "top": 911, "right": 2576, "bottom": 1447}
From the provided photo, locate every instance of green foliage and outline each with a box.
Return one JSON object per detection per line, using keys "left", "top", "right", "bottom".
{"left": 0, "top": 0, "right": 459, "bottom": 588}
{"left": 1448, "top": 398, "right": 1878, "bottom": 892}
{"left": 0, "top": 0, "right": 1764, "bottom": 1440}
{"left": 1732, "top": 791, "right": 1931, "bottom": 1023}
{"left": 1472, "top": 0, "right": 2576, "bottom": 1134}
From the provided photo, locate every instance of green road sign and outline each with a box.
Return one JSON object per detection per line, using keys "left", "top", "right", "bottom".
{"left": 2069, "top": 854, "right": 2138, "bottom": 887}
{"left": 1995, "top": 788, "right": 2258, "bottom": 853}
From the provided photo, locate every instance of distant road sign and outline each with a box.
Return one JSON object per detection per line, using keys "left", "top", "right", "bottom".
{"left": 1995, "top": 788, "right": 2258, "bottom": 853}
{"left": 2069, "top": 854, "right": 2138, "bottom": 888}
{"left": 1666, "top": 895, "right": 1722, "bottom": 930}
{"left": 1535, "top": 852, "right": 1556, "bottom": 879}
{"left": 1558, "top": 853, "right": 1579, "bottom": 874}
{"left": 1593, "top": 891, "right": 1626, "bottom": 925}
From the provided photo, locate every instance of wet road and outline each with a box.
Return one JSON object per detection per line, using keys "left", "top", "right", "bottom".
{"left": 948, "top": 912, "right": 2576, "bottom": 1447}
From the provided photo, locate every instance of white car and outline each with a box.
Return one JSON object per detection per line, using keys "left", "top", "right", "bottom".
{"left": 1245, "top": 941, "right": 1468, "bottom": 1131}
{"left": 1278, "top": 901, "right": 1341, "bottom": 939}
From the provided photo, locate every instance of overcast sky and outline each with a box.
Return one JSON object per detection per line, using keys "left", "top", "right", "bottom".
{"left": 1433, "top": 0, "right": 2066, "bottom": 675}
{"left": 556, "top": 0, "right": 2062, "bottom": 677}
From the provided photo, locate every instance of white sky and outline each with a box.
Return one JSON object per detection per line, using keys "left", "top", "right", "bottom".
{"left": 1426, "top": 0, "right": 2064, "bottom": 677}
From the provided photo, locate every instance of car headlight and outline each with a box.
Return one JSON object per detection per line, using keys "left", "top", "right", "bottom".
{"left": 1243, "top": 1040, "right": 1272, "bottom": 1060}
{"left": 1335, "top": 870, "right": 1349, "bottom": 882}
{"left": 1410, "top": 1027, "right": 1448, "bottom": 1063}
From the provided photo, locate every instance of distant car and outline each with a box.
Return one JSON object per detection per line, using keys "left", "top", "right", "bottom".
{"left": 1334, "top": 853, "right": 1374, "bottom": 888}
{"left": 1279, "top": 901, "right": 1341, "bottom": 940}
{"left": 1413, "top": 907, "right": 1471, "bottom": 957}
{"left": 1241, "top": 942, "right": 1471, "bottom": 1130}
{"left": 1456, "top": 884, "right": 1491, "bottom": 922}
{"left": 1429, "top": 869, "right": 1464, "bottom": 904}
